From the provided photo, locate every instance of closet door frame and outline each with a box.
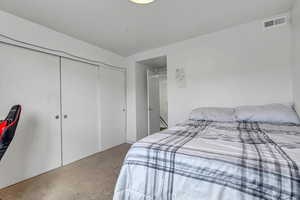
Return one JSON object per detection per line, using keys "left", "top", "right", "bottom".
{"left": 0, "top": 40, "right": 128, "bottom": 188}
{"left": 59, "top": 56, "right": 102, "bottom": 164}
{"left": 0, "top": 40, "right": 128, "bottom": 158}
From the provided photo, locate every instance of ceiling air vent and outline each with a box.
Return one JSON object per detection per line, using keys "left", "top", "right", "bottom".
{"left": 263, "top": 16, "right": 288, "bottom": 29}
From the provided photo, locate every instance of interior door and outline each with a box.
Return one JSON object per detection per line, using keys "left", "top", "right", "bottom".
{"left": 61, "top": 58, "right": 99, "bottom": 165}
{"left": 0, "top": 43, "right": 61, "bottom": 189}
{"left": 147, "top": 70, "right": 161, "bottom": 135}
{"left": 99, "top": 67, "right": 126, "bottom": 150}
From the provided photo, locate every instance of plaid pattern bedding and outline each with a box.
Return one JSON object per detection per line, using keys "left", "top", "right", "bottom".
{"left": 113, "top": 120, "right": 300, "bottom": 200}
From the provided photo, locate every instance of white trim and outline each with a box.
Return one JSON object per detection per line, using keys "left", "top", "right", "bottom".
{"left": 0, "top": 33, "right": 124, "bottom": 70}
{"left": 126, "top": 140, "right": 136, "bottom": 144}
{"left": 147, "top": 69, "right": 151, "bottom": 136}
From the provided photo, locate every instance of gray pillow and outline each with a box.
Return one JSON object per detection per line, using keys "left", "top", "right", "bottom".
{"left": 189, "top": 107, "right": 236, "bottom": 122}
{"left": 235, "top": 104, "right": 300, "bottom": 124}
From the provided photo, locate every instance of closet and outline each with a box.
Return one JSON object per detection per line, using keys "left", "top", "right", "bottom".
{"left": 61, "top": 58, "right": 99, "bottom": 165}
{"left": 0, "top": 42, "right": 126, "bottom": 189}
{"left": 100, "top": 67, "right": 126, "bottom": 150}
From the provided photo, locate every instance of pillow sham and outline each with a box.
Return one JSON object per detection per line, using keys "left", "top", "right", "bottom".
{"left": 235, "top": 104, "right": 300, "bottom": 124}
{"left": 189, "top": 107, "right": 236, "bottom": 122}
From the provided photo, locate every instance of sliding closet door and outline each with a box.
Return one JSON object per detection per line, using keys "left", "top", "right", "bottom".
{"left": 61, "top": 58, "right": 99, "bottom": 165}
{"left": 0, "top": 43, "right": 61, "bottom": 188}
{"left": 100, "top": 67, "right": 126, "bottom": 150}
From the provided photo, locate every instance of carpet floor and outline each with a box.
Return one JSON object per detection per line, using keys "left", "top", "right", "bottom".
{"left": 0, "top": 144, "right": 131, "bottom": 200}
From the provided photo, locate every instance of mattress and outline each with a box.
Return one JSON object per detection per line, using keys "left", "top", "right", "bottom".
{"left": 113, "top": 120, "right": 300, "bottom": 200}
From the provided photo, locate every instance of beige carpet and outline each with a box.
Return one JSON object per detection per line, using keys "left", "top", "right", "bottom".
{"left": 0, "top": 144, "right": 131, "bottom": 200}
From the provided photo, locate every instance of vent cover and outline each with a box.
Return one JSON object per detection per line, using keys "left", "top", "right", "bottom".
{"left": 263, "top": 16, "right": 288, "bottom": 29}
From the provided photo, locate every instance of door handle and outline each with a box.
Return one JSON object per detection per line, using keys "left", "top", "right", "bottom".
{"left": 63, "top": 114, "right": 68, "bottom": 119}
{"left": 55, "top": 115, "right": 60, "bottom": 119}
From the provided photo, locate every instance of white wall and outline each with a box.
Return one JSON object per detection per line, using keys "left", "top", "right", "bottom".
{"left": 292, "top": 1, "right": 300, "bottom": 114}
{"left": 127, "top": 14, "right": 293, "bottom": 141}
{"left": 0, "top": 10, "right": 124, "bottom": 67}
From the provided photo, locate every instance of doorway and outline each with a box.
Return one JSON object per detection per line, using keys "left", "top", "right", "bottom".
{"left": 139, "top": 56, "right": 168, "bottom": 136}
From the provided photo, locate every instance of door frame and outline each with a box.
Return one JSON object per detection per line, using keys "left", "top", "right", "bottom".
{"left": 147, "top": 69, "right": 161, "bottom": 136}
{"left": 147, "top": 69, "right": 151, "bottom": 135}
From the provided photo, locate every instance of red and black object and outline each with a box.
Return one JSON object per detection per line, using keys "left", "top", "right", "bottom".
{"left": 0, "top": 105, "right": 22, "bottom": 161}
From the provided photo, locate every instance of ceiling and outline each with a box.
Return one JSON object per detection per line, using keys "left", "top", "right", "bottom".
{"left": 0, "top": 0, "right": 294, "bottom": 56}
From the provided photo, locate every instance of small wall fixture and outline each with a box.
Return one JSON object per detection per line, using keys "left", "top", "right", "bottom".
{"left": 129, "top": 0, "right": 155, "bottom": 4}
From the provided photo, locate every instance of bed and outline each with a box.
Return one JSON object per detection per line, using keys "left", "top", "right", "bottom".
{"left": 113, "top": 105, "right": 300, "bottom": 200}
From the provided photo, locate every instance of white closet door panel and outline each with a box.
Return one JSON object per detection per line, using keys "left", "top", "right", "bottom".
{"left": 0, "top": 43, "right": 61, "bottom": 188}
{"left": 61, "top": 58, "right": 99, "bottom": 165}
{"left": 100, "top": 67, "right": 126, "bottom": 150}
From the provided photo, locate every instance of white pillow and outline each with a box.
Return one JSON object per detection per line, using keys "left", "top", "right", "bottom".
{"left": 189, "top": 107, "right": 236, "bottom": 122}
{"left": 235, "top": 104, "right": 300, "bottom": 124}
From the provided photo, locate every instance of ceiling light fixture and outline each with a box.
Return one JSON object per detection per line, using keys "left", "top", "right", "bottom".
{"left": 129, "top": 0, "right": 155, "bottom": 5}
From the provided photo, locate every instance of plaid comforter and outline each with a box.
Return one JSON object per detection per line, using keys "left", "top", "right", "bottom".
{"left": 113, "top": 120, "right": 300, "bottom": 200}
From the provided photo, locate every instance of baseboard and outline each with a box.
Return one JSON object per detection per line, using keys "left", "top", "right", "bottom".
{"left": 126, "top": 140, "right": 136, "bottom": 144}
